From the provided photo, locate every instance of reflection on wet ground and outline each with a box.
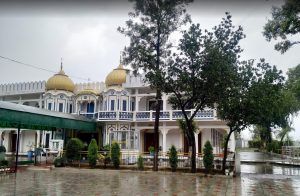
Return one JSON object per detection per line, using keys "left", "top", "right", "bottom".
{"left": 0, "top": 167, "right": 299, "bottom": 196}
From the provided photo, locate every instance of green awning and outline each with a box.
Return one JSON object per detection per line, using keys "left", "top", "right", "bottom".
{"left": 0, "top": 101, "right": 96, "bottom": 131}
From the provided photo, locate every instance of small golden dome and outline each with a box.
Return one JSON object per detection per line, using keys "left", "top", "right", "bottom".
{"left": 46, "top": 66, "right": 75, "bottom": 92}
{"left": 105, "top": 64, "right": 128, "bottom": 87}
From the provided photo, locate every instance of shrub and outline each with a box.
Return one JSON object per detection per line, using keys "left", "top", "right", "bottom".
{"left": 137, "top": 155, "right": 144, "bottom": 170}
{"left": 0, "top": 145, "right": 6, "bottom": 153}
{"left": 54, "top": 157, "right": 66, "bottom": 167}
{"left": 267, "top": 140, "right": 282, "bottom": 153}
{"left": 169, "top": 145, "right": 178, "bottom": 172}
{"left": 0, "top": 160, "right": 8, "bottom": 166}
{"left": 203, "top": 141, "right": 214, "bottom": 173}
{"left": 111, "top": 142, "right": 120, "bottom": 169}
{"left": 88, "top": 139, "right": 98, "bottom": 168}
{"left": 65, "top": 138, "right": 83, "bottom": 162}
{"left": 248, "top": 140, "right": 263, "bottom": 148}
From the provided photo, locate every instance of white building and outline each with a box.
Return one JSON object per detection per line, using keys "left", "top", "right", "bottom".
{"left": 0, "top": 63, "right": 235, "bottom": 155}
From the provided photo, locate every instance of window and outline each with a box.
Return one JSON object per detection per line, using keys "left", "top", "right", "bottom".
{"left": 59, "top": 103, "right": 63, "bottom": 112}
{"left": 69, "top": 104, "right": 73, "bottom": 113}
{"left": 110, "top": 100, "right": 115, "bottom": 111}
{"left": 148, "top": 100, "right": 163, "bottom": 111}
{"left": 48, "top": 103, "right": 52, "bottom": 110}
{"left": 131, "top": 101, "right": 135, "bottom": 111}
{"left": 122, "top": 100, "right": 127, "bottom": 111}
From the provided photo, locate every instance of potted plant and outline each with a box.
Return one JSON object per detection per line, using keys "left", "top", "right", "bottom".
{"left": 148, "top": 146, "right": 155, "bottom": 156}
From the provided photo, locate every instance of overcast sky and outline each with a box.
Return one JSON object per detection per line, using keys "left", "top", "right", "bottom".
{"left": 0, "top": 0, "right": 299, "bottom": 140}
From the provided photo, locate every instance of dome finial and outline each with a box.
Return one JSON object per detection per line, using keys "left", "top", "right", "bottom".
{"left": 118, "top": 52, "right": 123, "bottom": 69}
{"left": 60, "top": 57, "right": 63, "bottom": 71}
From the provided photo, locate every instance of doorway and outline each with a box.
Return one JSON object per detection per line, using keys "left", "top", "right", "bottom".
{"left": 144, "top": 132, "right": 154, "bottom": 152}
{"left": 11, "top": 133, "right": 17, "bottom": 152}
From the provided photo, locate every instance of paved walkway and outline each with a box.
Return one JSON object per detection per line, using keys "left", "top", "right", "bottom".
{"left": 0, "top": 167, "right": 300, "bottom": 195}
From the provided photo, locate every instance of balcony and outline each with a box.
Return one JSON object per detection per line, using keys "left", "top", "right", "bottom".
{"left": 95, "top": 109, "right": 215, "bottom": 121}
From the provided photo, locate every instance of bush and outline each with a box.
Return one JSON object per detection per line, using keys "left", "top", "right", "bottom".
{"left": 169, "top": 145, "right": 178, "bottom": 172}
{"left": 0, "top": 145, "right": 6, "bottom": 153}
{"left": 111, "top": 142, "right": 120, "bottom": 169}
{"left": 137, "top": 155, "right": 144, "bottom": 170}
{"left": 248, "top": 140, "right": 263, "bottom": 148}
{"left": 88, "top": 139, "right": 98, "bottom": 168}
{"left": 0, "top": 160, "right": 8, "bottom": 166}
{"left": 203, "top": 141, "right": 214, "bottom": 173}
{"left": 54, "top": 157, "right": 66, "bottom": 167}
{"left": 65, "top": 138, "right": 83, "bottom": 162}
{"left": 267, "top": 140, "right": 282, "bottom": 153}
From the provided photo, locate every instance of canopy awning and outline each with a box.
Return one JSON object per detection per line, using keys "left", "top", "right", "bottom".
{"left": 0, "top": 101, "right": 96, "bottom": 131}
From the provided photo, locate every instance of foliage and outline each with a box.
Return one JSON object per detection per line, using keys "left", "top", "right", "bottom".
{"left": 137, "top": 155, "right": 144, "bottom": 170}
{"left": 0, "top": 145, "right": 6, "bottom": 153}
{"left": 148, "top": 146, "right": 154, "bottom": 153}
{"left": 53, "top": 157, "right": 66, "bottom": 167}
{"left": 65, "top": 138, "right": 83, "bottom": 162}
{"left": 162, "top": 13, "right": 245, "bottom": 173}
{"left": 203, "top": 141, "right": 214, "bottom": 173}
{"left": 111, "top": 142, "right": 121, "bottom": 169}
{"left": 169, "top": 145, "right": 178, "bottom": 172}
{"left": 248, "top": 140, "right": 264, "bottom": 149}
{"left": 0, "top": 160, "right": 8, "bottom": 166}
{"left": 88, "top": 139, "right": 98, "bottom": 168}
{"left": 119, "top": 0, "right": 192, "bottom": 171}
{"left": 266, "top": 140, "right": 283, "bottom": 153}
{"left": 263, "top": 0, "right": 300, "bottom": 53}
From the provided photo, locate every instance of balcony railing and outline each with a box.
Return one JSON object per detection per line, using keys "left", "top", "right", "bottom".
{"left": 95, "top": 109, "right": 215, "bottom": 121}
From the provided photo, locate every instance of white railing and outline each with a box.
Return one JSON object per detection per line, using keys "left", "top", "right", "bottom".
{"left": 96, "top": 109, "right": 215, "bottom": 121}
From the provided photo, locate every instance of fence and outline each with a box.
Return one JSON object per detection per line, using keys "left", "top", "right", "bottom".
{"left": 66, "top": 151, "right": 235, "bottom": 171}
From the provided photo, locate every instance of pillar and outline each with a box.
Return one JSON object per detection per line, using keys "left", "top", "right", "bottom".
{"left": 162, "top": 94, "right": 168, "bottom": 111}
{"left": 0, "top": 131, "right": 2, "bottom": 146}
{"left": 135, "top": 96, "right": 141, "bottom": 111}
{"left": 195, "top": 132, "right": 199, "bottom": 154}
{"left": 162, "top": 129, "right": 169, "bottom": 153}
{"left": 36, "top": 130, "right": 41, "bottom": 147}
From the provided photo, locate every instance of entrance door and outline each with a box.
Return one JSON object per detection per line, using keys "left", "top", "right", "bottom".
{"left": 144, "top": 132, "right": 154, "bottom": 152}
{"left": 198, "top": 132, "right": 202, "bottom": 155}
{"left": 11, "top": 133, "right": 17, "bottom": 152}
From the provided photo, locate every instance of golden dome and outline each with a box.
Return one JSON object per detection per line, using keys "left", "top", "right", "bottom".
{"left": 105, "top": 64, "right": 128, "bottom": 87}
{"left": 46, "top": 66, "right": 75, "bottom": 92}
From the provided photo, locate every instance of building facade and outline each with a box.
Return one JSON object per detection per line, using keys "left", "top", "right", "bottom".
{"left": 0, "top": 63, "right": 235, "bottom": 155}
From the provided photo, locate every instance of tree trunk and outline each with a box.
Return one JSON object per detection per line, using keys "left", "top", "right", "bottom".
{"left": 222, "top": 127, "right": 234, "bottom": 175}
{"left": 153, "top": 89, "right": 161, "bottom": 171}
{"left": 190, "top": 133, "right": 196, "bottom": 173}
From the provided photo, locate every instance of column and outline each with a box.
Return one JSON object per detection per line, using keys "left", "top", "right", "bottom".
{"left": 19, "top": 130, "right": 23, "bottom": 153}
{"left": 36, "top": 130, "right": 41, "bottom": 147}
{"left": 0, "top": 131, "right": 2, "bottom": 146}
{"left": 162, "top": 129, "right": 169, "bottom": 153}
{"left": 195, "top": 132, "right": 199, "bottom": 154}
{"left": 135, "top": 96, "right": 141, "bottom": 111}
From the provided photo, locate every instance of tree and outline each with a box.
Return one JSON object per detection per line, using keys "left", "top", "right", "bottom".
{"left": 277, "top": 124, "right": 295, "bottom": 143}
{"left": 217, "top": 59, "right": 296, "bottom": 174}
{"left": 88, "top": 139, "right": 98, "bottom": 168}
{"left": 263, "top": 0, "right": 300, "bottom": 53}
{"left": 111, "top": 142, "right": 121, "bottom": 169}
{"left": 119, "top": 0, "right": 192, "bottom": 171}
{"left": 203, "top": 141, "right": 214, "bottom": 174}
{"left": 168, "top": 145, "right": 178, "bottom": 172}
{"left": 163, "top": 13, "right": 245, "bottom": 173}
{"left": 65, "top": 138, "right": 83, "bottom": 163}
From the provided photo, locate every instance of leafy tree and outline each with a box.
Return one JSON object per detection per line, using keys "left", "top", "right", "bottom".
{"left": 111, "top": 142, "right": 121, "bottom": 169}
{"left": 163, "top": 13, "right": 245, "bottom": 173}
{"left": 88, "top": 139, "right": 98, "bottom": 168}
{"left": 203, "top": 141, "right": 214, "bottom": 173}
{"left": 276, "top": 124, "right": 295, "bottom": 143}
{"left": 119, "top": 0, "right": 192, "bottom": 171}
{"left": 263, "top": 0, "right": 300, "bottom": 53}
{"left": 168, "top": 145, "right": 178, "bottom": 172}
{"left": 65, "top": 138, "right": 83, "bottom": 163}
{"left": 217, "top": 59, "right": 297, "bottom": 174}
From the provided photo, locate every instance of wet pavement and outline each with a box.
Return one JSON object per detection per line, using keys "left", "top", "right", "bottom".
{"left": 0, "top": 167, "right": 299, "bottom": 196}
{"left": 0, "top": 152, "right": 299, "bottom": 195}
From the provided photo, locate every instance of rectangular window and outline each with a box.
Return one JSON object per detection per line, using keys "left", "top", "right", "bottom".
{"left": 69, "top": 104, "right": 73, "bottom": 113}
{"left": 48, "top": 103, "right": 52, "bottom": 110}
{"left": 111, "top": 100, "right": 115, "bottom": 111}
{"left": 59, "top": 103, "right": 63, "bottom": 112}
{"left": 122, "top": 100, "right": 127, "bottom": 111}
{"left": 131, "top": 101, "right": 135, "bottom": 111}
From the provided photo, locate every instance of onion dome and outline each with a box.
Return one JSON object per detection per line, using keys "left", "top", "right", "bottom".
{"left": 77, "top": 88, "right": 98, "bottom": 96}
{"left": 46, "top": 64, "right": 75, "bottom": 92}
{"left": 105, "top": 64, "right": 128, "bottom": 87}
